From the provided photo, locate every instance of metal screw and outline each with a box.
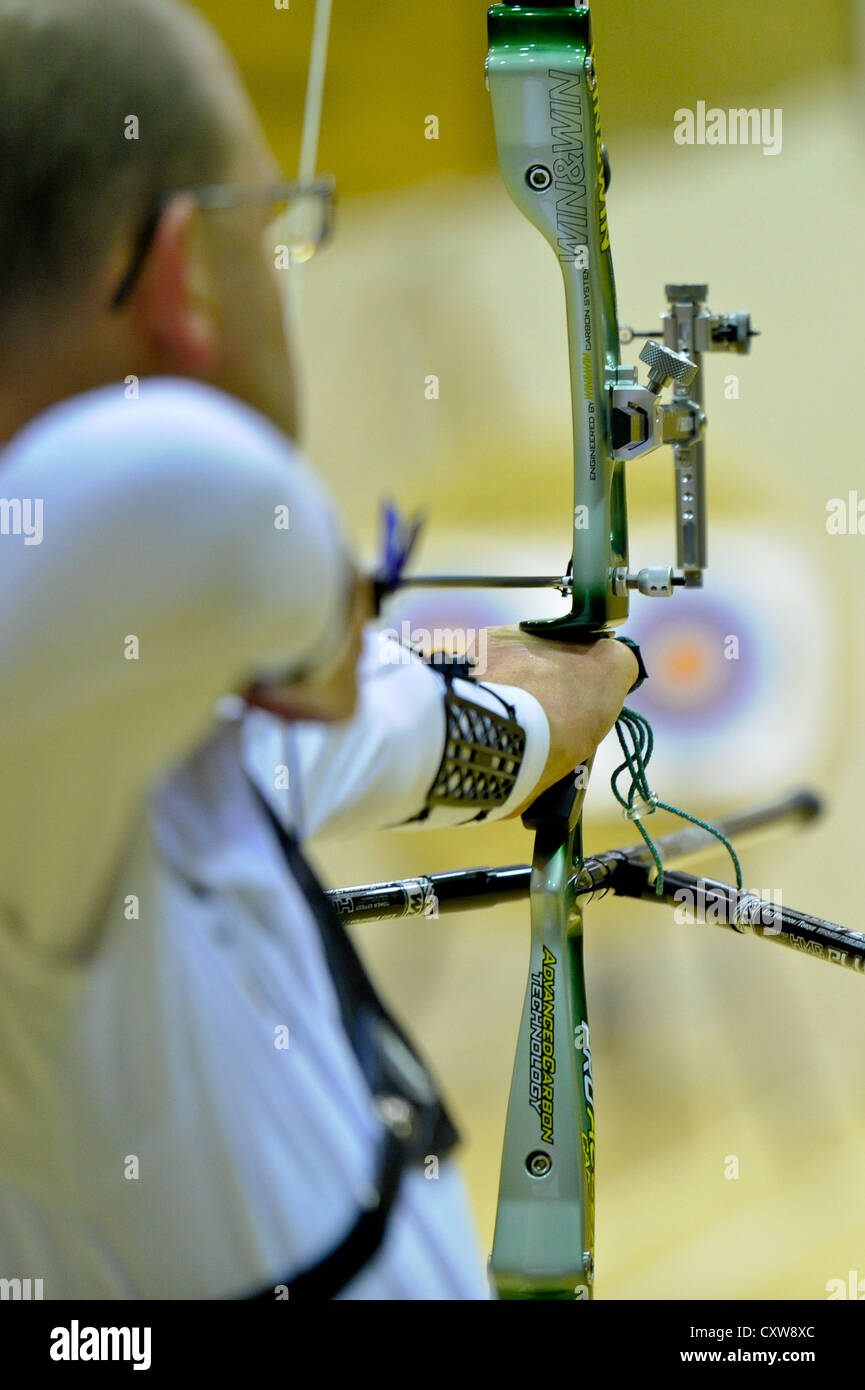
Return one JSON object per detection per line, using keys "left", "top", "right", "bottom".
{"left": 526, "top": 164, "right": 552, "bottom": 192}
{"left": 526, "top": 1149, "right": 552, "bottom": 1177}
{"left": 639, "top": 340, "right": 698, "bottom": 394}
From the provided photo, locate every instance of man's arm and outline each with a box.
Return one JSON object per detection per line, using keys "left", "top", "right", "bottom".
{"left": 0, "top": 380, "right": 359, "bottom": 953}
{"left": 243, "top": 626, "right": 638, "bottom": 838}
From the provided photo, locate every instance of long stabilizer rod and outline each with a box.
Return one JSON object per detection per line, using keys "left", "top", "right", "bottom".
{"left": 325, "top": 789, "right": 863, "bottom": 974}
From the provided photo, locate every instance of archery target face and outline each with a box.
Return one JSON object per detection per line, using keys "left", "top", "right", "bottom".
{"left": 584, "top": 519, "right": 834, "bottom": 817}
{"left": 383, "top": 519, "right": 835, "bottom": 822}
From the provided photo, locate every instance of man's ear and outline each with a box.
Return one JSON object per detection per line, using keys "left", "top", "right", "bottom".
{"left": 134, "top": 194, "right": 219, "bottom": 370}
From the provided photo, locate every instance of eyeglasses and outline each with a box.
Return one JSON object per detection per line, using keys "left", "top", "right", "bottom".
{"left": 110, "top": 175, "right": 336, "bottom": 310}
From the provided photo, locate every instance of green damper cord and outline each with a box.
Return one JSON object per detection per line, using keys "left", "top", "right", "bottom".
{"left": 610, "top": 707, "right": 743, "bottom": 896}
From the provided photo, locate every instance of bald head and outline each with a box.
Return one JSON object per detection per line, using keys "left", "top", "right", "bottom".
{"left": 0, "top": 0, "right": 300, "bottom": 445}
{"left": 0, "top": 0, "right": 237, "bottom": 347}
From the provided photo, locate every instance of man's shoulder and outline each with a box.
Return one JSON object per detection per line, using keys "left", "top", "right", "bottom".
{"left": 1, "top": 378, "right": 298, "bottom": 487}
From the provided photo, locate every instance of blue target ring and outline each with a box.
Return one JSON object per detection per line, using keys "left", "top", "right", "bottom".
{"left": 625, "top": 593, "right": 760, "bottom": 736}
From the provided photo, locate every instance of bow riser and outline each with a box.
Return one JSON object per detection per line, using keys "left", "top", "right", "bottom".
{"left": 486, "top": 0, "right": 614, "bottom": 1303}
{"left": 487, "top": 2, "right": 626, "bottom": 635}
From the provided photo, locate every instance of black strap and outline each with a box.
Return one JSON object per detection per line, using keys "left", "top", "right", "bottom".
{"left": 240, "top": 781, "right": 459, "bottom": 1300}
{"left": 615, "top": 634, "right": 649, "bottom": 692}
{"left": 245, "top": 1124, "right": 406, "bottom": 1301}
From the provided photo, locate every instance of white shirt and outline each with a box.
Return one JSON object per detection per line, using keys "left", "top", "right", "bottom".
{"left": 0, "top": 379, "right": 549, "bottom": 1299}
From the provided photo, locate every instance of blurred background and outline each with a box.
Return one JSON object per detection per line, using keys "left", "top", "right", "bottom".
{"left": 195, "top": 0, "right": 864, "bottom": 1298}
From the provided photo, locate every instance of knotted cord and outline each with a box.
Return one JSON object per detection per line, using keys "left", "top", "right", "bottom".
{"left": 610, "top": 706, "right": 743, "bottom": 896}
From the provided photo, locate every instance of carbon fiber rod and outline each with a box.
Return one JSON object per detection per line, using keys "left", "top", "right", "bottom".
{"left": 326, "top": 788, "right": 823, "bottom": 923}
{"left": 598, "top": 860, "right": 865, "bottom": 976}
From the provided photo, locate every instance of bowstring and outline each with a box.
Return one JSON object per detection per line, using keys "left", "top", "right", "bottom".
{"left": 292, "top": 0, "right": 333, "bottom": 319}
{"left": 270, "top": 0, "right": 334, "bottom": 822}
{"left": 299, "top": 0, "right": 333, "bottom": 184}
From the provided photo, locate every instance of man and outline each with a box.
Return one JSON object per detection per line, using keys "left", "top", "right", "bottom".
{"left": 0, "top": 0, "right": 637, "bottom": 1298}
